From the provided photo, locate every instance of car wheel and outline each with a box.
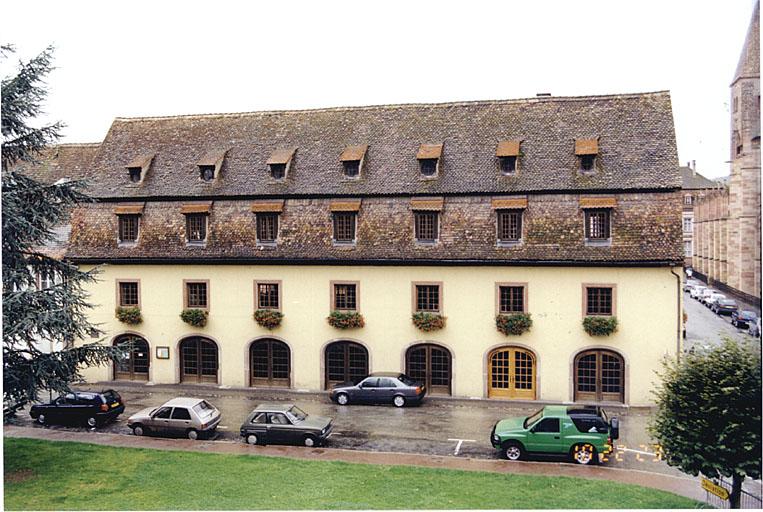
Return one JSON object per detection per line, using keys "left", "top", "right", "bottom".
{"left": 246, "top": 434, "right": 259, "bottom": 445}
{"left": 187, "top": 429, "right": 199, "bottom": 440}
{"left": 336, "top": 393, "right": 349, "bottom": 406}
{"left": 132, "top": 425, "right": 145, "bottom": 436}
{"left": 86, "top": 416, "right": 97, "bottom": 428}
{"left": 572, "top": 443, "right": 597, "bottom": 465}
{"left": 36, "top": 414, "right": 46, "bottom": 425}
{"left": 393, "top": 395, "right": 406, "bottom": 408}
{"left": 304, "top": 435, "right": 317, "bottom": 447}
{"left": 503, "top": 441, "right": 524, "bottom": 461}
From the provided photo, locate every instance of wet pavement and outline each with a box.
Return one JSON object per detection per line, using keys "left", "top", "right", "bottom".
{"left": 684, "top": 285, "right": 760, "bottom": 351}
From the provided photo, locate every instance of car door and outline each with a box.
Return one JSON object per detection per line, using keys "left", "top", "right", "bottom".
{"left": 170, "top": 407, "right": 194, "bottom": 434}
{"left": 149, "top": 406, "right": 174, "bottom": 434}
{"left": 47, "top": 395, "right": 72, "bottom": 423}
{"left": 267, "top": 413, "right": 293, "bottom": 444}
{"left": 526, "top": 417, "right": 563, "bottom": 453}
{"left": 246, "top": 412, "right": 269, "bottom": 441}
{"left": 357, "top": 377, "right": 379, "bottom": 403}
{"left": 377, "top": 378, "right": 398, "bottom": 403}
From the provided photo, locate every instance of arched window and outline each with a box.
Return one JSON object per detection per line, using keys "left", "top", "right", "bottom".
{"left": 324, "top": 341, "right": 368, "bottom": 389}
{"left": 405, "top": 344, "right": 452, "bottom": 395}
{"left": 574, "top": 349, "right": 624, "bottom": 403}
{"left": 487, "top": 346, "right": 536, "bottom": 399}
{"left": 113, "top": 334, "right": 150, "bottom": 381}
{"left": 179, "top": 337, "right": 218, "bottom": 384}
{"left": 250, "top": 339, "right": 290, "bottom": 388}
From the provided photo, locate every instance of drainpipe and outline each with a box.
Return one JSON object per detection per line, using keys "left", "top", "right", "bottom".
{"left": 670, "top": 267, "right": 682, "bottom": 361}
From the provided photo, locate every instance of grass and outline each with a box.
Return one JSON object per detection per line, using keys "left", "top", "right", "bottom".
{"left": 4, "top": 438, "right": 705, "bottom": 510}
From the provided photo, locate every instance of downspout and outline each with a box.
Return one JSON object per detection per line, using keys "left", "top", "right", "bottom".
{"left": 670, "top": 267, "right": 682, "bottom": 361}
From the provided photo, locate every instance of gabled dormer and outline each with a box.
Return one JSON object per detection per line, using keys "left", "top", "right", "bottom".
{"left": 339, "top": 144, "right": 368, "bottom": 179}
{"left": 417, "top": 144, "right": 443, "bottom": 179}
{"left": 575, "top": 138, "right": 599, "bottom": 173}
{"left": 197, "top": 149, "right": 228, "bottom": 182}
{"left": 267, "top": 148, "right": 297, "bottom": 180}
{"left": 125, "top": 153, "right": 154, "bottom": 184}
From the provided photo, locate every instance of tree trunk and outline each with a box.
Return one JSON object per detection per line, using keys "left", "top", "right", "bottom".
{"left": 730, "top": 473, "right": 744, "bottom": 509}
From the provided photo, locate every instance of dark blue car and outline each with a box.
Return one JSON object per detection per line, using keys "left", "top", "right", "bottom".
{"left": 329, "top": 372, "right": 426, "bottom": 407}
{"left": 731, "top": 310, "right": 757, "bottom": 329}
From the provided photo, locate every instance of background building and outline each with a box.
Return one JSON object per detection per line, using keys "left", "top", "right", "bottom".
{"left": 694, "top": 1, "right": 761, "bottom": 305}
{"left": 680, "top": 163, "right": 716, "bottom": 266}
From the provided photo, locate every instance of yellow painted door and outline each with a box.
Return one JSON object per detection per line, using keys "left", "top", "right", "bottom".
{"left": 488, "top": 348, "right": 536, "bottom": 399}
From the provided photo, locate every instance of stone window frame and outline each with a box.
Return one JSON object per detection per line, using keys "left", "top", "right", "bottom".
{"left": 116, "top": 279, "right": 141, "bottom": 309}
{"left": 495, "top": 282, "right": 528, "bottom": 315}
{"left": 254, "top": 280, "right": 282, "bottom": 311}
{"left": 330, "top": 280, "right": 360, "bottom": 312}
{"left": 411, "top": 281, "right": 443, "bottom": 314}
{"left": 256, "top": 212, "right": 279, "bottom": 245}
{"left": 582, "top": 284, "right": 617, "bottom": 317}
{"left": 413, "top": 211, "right": 440, "bottom": 244}
{"left": 183, "top": 279, "right": 210, "bottom": 311}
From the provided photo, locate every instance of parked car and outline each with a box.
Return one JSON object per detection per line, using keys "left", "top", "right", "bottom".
{"left": 127, "top": 397, "right": 221, "bottom": 440}
{"left": 690, "top": 286, "right": 707, "bottom": 299}
{"left": 731, "top": 310, "right": 757, "bottom": 329}
{"left": 749, "top": 318, "right": 761, "bottom": 337}
{"left": 30, "top": 389, "right": 124, "bottom": 427}
{"left": 706, "top": 293, "right": 727, "bottom": 308}
{"left": 490, "top": 405, "right": 618, "bottom": 465}
{"left": 240, "top": 404, "right": 333, "bottom": 447}
{"left": 711, "top": 298, "right": 738, "bottom": 315}
{"left": 329, "top": 372, "right": 426, "bottom": 407}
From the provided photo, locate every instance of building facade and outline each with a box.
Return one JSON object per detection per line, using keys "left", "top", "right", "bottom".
{"left": 680, "top": 163, "right": 716, "bottom": 266}
{"left": 693, "top": 2, "right": 761, "bottom": 305}
{"left": 25, "top": 92, "right": 683, "bottom": 406}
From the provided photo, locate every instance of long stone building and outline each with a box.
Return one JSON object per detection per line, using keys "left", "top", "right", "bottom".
{"left": 23, "top": 91, "right": 683, "bottom": 406}
{"left": 693, "top": 2, "right": 761, "bottom": 305}
{"left": 680, "top": 163, "right": 716, "bottom": 267}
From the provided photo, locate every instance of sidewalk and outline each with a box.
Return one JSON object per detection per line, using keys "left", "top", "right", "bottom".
{"left": 4, "top": 424, "right": 706, "bottom": 503}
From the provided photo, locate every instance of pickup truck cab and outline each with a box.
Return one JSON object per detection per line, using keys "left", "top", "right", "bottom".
{"left": 490, "top": 405, "right": 618, "bottom": 465}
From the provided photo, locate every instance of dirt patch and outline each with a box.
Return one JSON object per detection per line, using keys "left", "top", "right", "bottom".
{"left": 6, "top": 468, "right": 34, "bottom": 483}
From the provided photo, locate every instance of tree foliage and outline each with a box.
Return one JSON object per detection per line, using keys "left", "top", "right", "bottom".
{"left": 649, "top": 338, "right": 761, "bottom": 508}
{"left": 2, "top": 45, "right": 121, "bottom": 418}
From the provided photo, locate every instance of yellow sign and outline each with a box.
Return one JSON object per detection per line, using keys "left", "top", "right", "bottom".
{"left": 701, "top": 478, "right": 730, "bottom": 500}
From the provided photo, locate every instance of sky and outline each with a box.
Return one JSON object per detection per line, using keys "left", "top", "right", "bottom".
{"left": 1, "top": 0, "right": 758, "bottom": 179}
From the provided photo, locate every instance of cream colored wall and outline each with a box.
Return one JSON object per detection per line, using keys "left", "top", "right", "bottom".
{"left": 79, "top": 264, "right": 681, "bottom": 406}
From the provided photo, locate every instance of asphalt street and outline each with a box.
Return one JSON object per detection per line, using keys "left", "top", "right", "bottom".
{"left": 683, "top": 286, "right": 759, "bottom": 350}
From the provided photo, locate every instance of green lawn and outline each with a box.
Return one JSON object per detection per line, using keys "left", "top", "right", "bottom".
{"left": 4, "top": 438, "right": 704, "bottom": 510}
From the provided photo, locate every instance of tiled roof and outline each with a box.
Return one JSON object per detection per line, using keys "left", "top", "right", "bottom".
{"left": 680, "top": 166, "right": 717, "bottom": 190}
{"left": 81, "top": 91, "right": 680, "bottom": 199}
{"left": 16, "top": 143, "right": 100, "bottom": 184}
{"left": 733, "top": 1, "right": 760, "bottom": 83}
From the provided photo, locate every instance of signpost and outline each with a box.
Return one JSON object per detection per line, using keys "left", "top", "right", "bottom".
{"left": 701, "top": 477, "right": 730, "bottom": 501}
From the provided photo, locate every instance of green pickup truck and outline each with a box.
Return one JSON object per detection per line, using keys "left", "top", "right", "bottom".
{"left": 490, "top": 405, "right": 619, "bottom": 465}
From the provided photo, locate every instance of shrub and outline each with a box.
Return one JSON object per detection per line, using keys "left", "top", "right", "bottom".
{"left": 496, "top": 313, "right": 532, "bottom": 335}
{"left": 115, "top": 306, "right": 142, "bottom": 325}
{"left": 327, "top": 311, "right": 365, "bottom": 329}
{"left": 412, "top": 312, "right": 445, "bottom": 332}
{"left": 254, "top": 309, "right": 284, "bottom": 329}
{"left": 582, "top": 316, "right": 618, "bottom": 336}
{"left": 180, "top": 308, "right": 208, "bottom": 328}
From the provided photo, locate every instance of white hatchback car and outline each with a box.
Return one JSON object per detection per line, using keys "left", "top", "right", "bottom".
{"left": 690, "top": 286, "right": 707, "bottom": 299}
{"left": 706, "top": 293, "right": 727, "bottom": 308}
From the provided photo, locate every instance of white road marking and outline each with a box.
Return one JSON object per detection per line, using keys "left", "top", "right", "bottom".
{"left": 447, "top": 438, "right": 476, "bottom": 455}
{"left": 217, "top": 425, "right": 229, "bottom": 429}
{"left": 619, "top": 447, "right": 656, "bottom": 456}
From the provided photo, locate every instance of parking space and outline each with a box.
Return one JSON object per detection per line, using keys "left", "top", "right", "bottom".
{"left": 683, "top": 285, "right": 759, "bottom": 351}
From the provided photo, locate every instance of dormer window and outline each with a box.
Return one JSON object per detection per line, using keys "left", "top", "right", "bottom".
{"left": 124, "top": 153, "right": 154, "bottom": 185}
{"left": 199, "top": 165, "right": 215, "bottom": 182}
{"left": 496, "top": 140, "right": 521, "bottom": 175}
{"left": 580, "top": 196, "right": 616, "bottom": 246}
{"left": 330, "top": 200, "right": 361, "bottom": 245}
{"left": 575, "top": 139, "right": 599, "bottom": 172}
{"left": 340, "top": 145, "right": 368, "bottom": 179}
{"left": 180, "top": 202, "right": 212, "bottom": 245}
{"left": 267, "top": 148, "right": 296, "bottom": 180}
{"left": 416, "top": 144, "right": 443, "bottom": 178}
{"left": 196, "top": 149, "right": 228, "bottom": 182}
{"left": 113, "top": 204, "right": 145, "bottom": 245}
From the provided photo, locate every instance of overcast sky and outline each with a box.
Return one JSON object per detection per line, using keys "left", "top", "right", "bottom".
{"left": 2, "top": 0, "right": 758, "bottom": 178}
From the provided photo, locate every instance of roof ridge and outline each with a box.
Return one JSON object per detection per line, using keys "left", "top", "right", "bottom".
{"left": 54, "top": 142, "right": 101, "bottom": 147}
{"left": 113, "top": 90, "right": 672, "bottom": 123}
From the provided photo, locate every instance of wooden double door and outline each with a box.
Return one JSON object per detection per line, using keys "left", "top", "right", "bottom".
{"left": 325, "top": 341, "right": 368, "bottom": 388}
{"left": 180, "top": 337, "right": 219, "bottom": 384}
{"left": 574, "top": 350, "right": 624, "bottom": 402}
{"left": 250, "top": 339, "right": 290, "bottom": 387}
{"left": 405, "top": 344, "right": 452, "bottom": 395}
{"left": 113, "top": 335, "right": 150, "bottom": 381}
{"left": 488, "top": 347, "right": 536, "bottom": 399}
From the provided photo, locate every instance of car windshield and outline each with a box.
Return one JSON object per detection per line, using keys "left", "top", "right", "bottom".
{"left": 397, "top": 374, "right": 417, "bottom": 386}
{"left": 523, "top": 408, "right": 544, "bottom": 429}
{"left": 287, "top": 406, "right": 307, "bottom": 422}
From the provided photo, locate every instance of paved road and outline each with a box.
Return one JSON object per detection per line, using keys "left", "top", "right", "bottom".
{"left": 683, "top": 287, "right": 759, "bottom": 350}
{"left": 10, "top": 382, "right": 682, "bottom": 477}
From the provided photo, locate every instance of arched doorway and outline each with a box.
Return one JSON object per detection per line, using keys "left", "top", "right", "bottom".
{"left": 179, "top": 336, "right": 218, "bottom": 384}
{"left": 405, "top": 343, "right": 452, "bottom": 395}
{"left": 250, "top": 339, "right": 290, "bottom": 387}
{"left": 487, "top": 346, "right": 536, "bottom": 399}
{"left": 113, "top": 334, "right": 150, "bottom": 381}
{"left": 574, "top": 349, "right": 624, "bottom": 403}
{"left": 324, "top": 341, "right": 368, "bottom": 389}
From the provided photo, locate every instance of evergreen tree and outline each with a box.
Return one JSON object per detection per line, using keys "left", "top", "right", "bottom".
{"left": 2, "top": 45, "right": 120, "bottom": 417}
{"left": 650, "top": 338, "right": 762, "bottom": 508}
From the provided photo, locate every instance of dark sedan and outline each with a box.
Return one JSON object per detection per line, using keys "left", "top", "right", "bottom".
{"left": 240, "top": 404, "right": 333, "bottom": 447}
{"left": 329, "top": 372, "right": 426, "bottom": 407}
{"left": 30, "top": 390, "right": 124, "bottom": 427}
{"left": 711, "top": 299, "right": 738, "bottom": 315}
{"left": 731, "top": 310, "right": 758, "bottom": 329}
